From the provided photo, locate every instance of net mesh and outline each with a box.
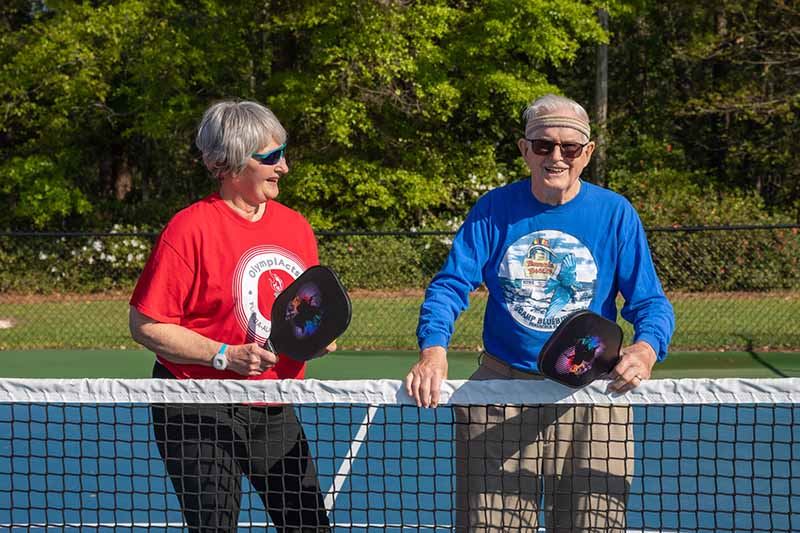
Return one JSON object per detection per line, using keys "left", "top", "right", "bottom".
{"left": 1, "top": 377, "right": 798, "bottom": 532}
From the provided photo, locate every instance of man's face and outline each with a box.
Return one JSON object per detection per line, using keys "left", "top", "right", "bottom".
{"left": 518, "top": 124, "right": 594, "bottom": 204}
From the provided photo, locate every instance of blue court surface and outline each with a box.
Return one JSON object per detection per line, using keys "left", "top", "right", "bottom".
{"left": 1, "top": 402, "right": 798, "bottom": 532}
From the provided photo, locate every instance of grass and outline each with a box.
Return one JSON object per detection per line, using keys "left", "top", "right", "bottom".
{"left": 333, "top": 291, "right": 800, "bottom": 351}
{"left": 1, "top": 349, "right": 798, "bottom": 379}
{"left": 0, "top": 291, "right": 798, "bottom": 351}
{"left": 0, "top": 298, "right": 131, "bottom": 350}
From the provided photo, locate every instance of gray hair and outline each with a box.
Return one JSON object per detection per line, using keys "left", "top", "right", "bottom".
{"left": 196, "top": 100, "right": 287, "bottom": 178}
{"left": 522, "top": 94, "right": 591, "bottom": 141}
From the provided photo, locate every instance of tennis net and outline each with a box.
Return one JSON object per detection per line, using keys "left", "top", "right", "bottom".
{"left": 1, "top": 377, "right": 798, "bottom": 532}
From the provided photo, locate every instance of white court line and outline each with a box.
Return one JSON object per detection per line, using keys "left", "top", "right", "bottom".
{"left": 324, "top": 404, "right": 379, "bottom": 512}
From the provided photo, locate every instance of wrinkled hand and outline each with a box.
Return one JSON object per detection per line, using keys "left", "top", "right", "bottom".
{"left": 608, "top": 341, "right": 657, "bottom": 393}
{"left": 225, "top": 343, "right": 279, "bottom": 376}
{"left": 404, "top": 346, "right": 448, "bottom": 408}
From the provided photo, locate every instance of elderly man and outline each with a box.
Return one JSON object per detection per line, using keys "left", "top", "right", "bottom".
{"left": 405, "top": 94, "right": 674, "bottom": 532}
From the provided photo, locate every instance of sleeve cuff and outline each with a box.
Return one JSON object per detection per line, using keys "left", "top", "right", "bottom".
{"left": 634, "top": 332, "right": 666, "bottom": 362}
{"left": 419, "top": 333, "right": 450, "bottom": 351}
{"left": 130, "top": 303, "right": 182, "bottom": 326}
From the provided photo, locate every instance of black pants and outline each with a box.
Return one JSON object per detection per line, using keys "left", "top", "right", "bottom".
{"left": 151, "top": 362, "right": 330, "bottom": 532}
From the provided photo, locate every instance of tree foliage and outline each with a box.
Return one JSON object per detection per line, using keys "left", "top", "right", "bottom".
{"left": 0, "top": 0, "right": 796, "bottom": 230}
{"left": 576, "top": 0, "right": 799, "bottom": 224}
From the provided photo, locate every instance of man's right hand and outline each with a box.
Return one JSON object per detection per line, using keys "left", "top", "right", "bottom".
{"left": 226, "top": 343, "right": 279, "bottom": 376}
{"left": 404, "top": 346, "right": 448, "bottom": 408}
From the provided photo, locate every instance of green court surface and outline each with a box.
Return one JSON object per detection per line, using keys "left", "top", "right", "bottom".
{"left": 0, "top": 349, "right": 798, "bottom": 379}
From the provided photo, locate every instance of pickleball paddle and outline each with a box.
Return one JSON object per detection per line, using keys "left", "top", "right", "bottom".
{"left": 264, "top": 265, "right": 352, "bottom": 362}
{"left": 537, "top": 310, "right": 623, "bottom": 388}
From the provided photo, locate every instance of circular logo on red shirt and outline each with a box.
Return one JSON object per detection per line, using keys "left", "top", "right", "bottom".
{"left": 232, "top": 246, "right": 306, "bottom": 344}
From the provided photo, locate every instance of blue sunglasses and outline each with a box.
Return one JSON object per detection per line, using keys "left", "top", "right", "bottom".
{"left": 252, "top": 144, "right": 286, "bottom": 165}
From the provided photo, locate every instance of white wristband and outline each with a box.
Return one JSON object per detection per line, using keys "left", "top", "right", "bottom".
{"left": 212, "top": 343, "right": 228, "bottom": 370}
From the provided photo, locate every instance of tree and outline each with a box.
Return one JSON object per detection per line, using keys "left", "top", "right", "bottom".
{"left": 0, "top": 1, "right": 263, "bottom": 228}
{"left": 1, "top": 0, "right": 609, "bottom": 229}
{"left": 267, "top": 0, "right": 609, "bottom": 228}
{"left": 674, "top": 0, "right": 800, "bottom": 219}
{"left": 604, "top": 0, "right": 798, "bottom": 222}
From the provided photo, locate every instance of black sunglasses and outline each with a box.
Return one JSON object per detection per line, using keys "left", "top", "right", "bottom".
{"left": 252, "top": 144, "right": 286, "bottom": 165}
{"left": 526, "top": 139, "right": 589, "bottom": 159}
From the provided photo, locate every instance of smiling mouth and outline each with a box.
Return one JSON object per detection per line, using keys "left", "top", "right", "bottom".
{"left": 545, "top": 166, "right": 568, "bottom": 175}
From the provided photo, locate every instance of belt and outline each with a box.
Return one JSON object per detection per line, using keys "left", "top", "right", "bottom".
{"left": 478, "top": 351, "right": 543, "bottom": 380}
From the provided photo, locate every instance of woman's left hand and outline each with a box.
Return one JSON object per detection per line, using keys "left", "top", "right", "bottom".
{"left": 608, "top": 341, "right": 656, "bottom": 393}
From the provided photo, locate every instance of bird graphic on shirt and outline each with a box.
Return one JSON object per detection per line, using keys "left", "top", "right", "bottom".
{"left": 544, "top": 253, "right": 577, "bottom": 319}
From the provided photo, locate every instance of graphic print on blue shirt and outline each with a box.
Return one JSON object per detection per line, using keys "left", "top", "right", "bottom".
{"left": 498, "top": 230, "right": 597, "bottom": 332}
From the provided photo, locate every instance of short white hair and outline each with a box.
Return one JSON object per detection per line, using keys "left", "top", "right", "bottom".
{"left": 196, "top": 100, "right": 287, "bottom": 178}
{"left": 522, "top": 94, "right": 591, "bottom": 142}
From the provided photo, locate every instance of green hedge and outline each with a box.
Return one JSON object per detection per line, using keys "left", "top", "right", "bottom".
{"left": 650, "top": 228, "right": 800, "bottom": 292}
{"left": 0, "top": 229, "right": 154, "bottom": 293}
{"left": 0, "top": 227, "right": 798, "bottom": 294}
{"left": 318, "top": 233, "right": 451, "bottom": 290}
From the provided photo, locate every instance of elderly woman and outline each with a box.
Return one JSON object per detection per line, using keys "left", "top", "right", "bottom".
{"left": 405, "top": 94, "right": 675, "bottom": 531}
{"left": 130, "top": 100, "right": 332, "bottom": 532}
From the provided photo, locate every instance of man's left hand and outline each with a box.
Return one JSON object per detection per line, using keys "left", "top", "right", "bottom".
{"left": 608, "top": 340, "right": 657, "bottom": 393}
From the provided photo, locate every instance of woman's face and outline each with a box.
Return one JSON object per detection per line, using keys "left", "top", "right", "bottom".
{"left": 230, "top": 139, "right": 288, "bottom": 203}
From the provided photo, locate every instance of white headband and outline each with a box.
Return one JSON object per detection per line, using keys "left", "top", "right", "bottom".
{"left": 525, "top": 115, "right": 591, "bottom": 139}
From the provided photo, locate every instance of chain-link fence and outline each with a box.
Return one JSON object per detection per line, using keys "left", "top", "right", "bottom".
{"left": 1, "top": 225, "right": 798, "bottom": 352}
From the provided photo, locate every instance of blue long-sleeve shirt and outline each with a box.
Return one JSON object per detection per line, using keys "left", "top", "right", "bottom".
{"left": 417, "top": 179, "right": 675, "bottom": 372}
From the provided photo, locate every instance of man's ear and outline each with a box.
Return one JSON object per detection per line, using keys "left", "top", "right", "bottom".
{"left": 583, "top": 141, "right": 596, "bottom": 160}
{"left": 517, "top": 138, "right": 529, "bottom": 157}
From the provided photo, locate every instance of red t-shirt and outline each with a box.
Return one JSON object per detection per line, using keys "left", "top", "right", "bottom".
{"left": 130, "top": 193, "right": 319, "bottom": 380}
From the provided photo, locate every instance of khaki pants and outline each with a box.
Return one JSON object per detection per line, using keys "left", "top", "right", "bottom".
{"left": 454, "top": 353, "right": 634, "bottom": 533}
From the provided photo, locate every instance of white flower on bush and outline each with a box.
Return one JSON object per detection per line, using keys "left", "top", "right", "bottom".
{"left": 39, "top": 252, "right": 48, "bottom": 260}
{"left": 446, "top": 217, "right": 463, "bottom": 230}
{"left": 92, "top": 240, "right": 103, "bottom": 252}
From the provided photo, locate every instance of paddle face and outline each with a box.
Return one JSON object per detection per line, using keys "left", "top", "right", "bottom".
{"left": 537, "top": 310, "right": 623, "bottom": 388}
{"left": 265, "top": 265, "right": 352, "bottom": 362}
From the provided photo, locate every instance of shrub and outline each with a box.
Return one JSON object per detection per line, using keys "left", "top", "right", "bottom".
{"left": 318, "top": 233, "right": 450, "bottom": 290}
{"left": 0, "top": 225, "right": 155, "bottom": 294}
{"left": 0, "top": 227, "right": 797, "bottom": 294}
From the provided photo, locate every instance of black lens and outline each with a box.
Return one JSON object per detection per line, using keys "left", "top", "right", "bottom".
{"left": 255, "top": 147, "right": 285, "bottom": 165}
{"left": 530, "top": 139, "right": 556, "bottom": 155}
{"left": 560, "top": 144, "right": 584, "bottom": 158}
{"left": 529, "top": 139, "right": 584, "bottom": 158}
